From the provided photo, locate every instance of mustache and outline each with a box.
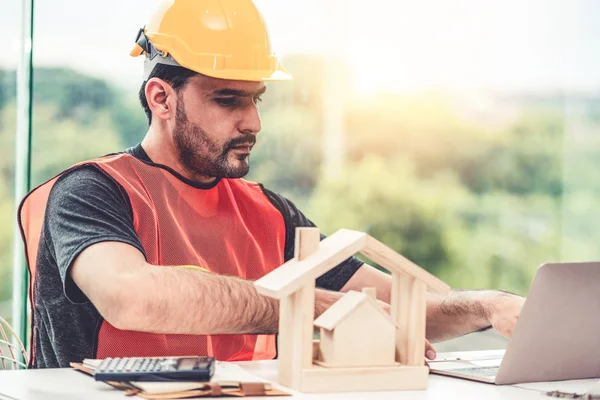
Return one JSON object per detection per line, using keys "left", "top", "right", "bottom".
{"left": 227, "top": 136, "right": 257, "bottom": 149}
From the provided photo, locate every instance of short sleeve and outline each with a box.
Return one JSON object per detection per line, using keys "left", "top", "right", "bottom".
{"left": 43, "top": 165, "right": 147, "bottom": 303}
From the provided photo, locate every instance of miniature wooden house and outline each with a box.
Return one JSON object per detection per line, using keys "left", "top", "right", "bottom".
{"left": 254, "top": 228, "right": 451, "bottom": 393}
{"left": 314, "top": 288, "right": 396, "bottom": 368}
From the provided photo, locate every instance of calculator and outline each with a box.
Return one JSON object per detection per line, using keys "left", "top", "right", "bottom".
{"left": 94, "top": 356, "right": 215, "bottom": 382}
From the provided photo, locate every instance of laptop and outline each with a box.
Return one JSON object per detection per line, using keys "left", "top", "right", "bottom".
{"left": 429, "top": 262, "right": 600, "bottom": 385}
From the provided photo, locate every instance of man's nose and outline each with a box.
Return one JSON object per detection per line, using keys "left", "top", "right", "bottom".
{"left": 239, "top": 103, "right": 262, "bottom": 134}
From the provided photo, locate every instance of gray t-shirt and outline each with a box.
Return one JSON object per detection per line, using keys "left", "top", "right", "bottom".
{"left": 29, "top": 144, "right": 363, "bottom": 368}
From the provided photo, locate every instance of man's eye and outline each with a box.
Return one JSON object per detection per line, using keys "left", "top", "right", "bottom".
{"left": 253, "top": 96, "right": 263, "bottom": 105}
{"left": 215, "top": 97, "right": 238, "bottom": 107}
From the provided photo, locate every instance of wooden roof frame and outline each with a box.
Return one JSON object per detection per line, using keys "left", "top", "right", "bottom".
{"left": 254, "top": 227, "right": 451, "bottom": 393}
{"left": 255, "top": 228, "right": 449, "bottom": 299}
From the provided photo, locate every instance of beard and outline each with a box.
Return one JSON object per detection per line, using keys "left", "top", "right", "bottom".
{"left": 173, "top": 102, "right": 255, "bottom": 179}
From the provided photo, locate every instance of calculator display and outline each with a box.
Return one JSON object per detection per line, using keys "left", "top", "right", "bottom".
{"left": 178, "top": 358, "right": 195, "bottom": 370}
{"left": 178, "top": 358, "right": 204, "bottom": 370}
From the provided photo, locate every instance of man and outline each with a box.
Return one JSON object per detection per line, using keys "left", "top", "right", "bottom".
{"left": 19, "top": 0, "right": 524, "bottom": 369}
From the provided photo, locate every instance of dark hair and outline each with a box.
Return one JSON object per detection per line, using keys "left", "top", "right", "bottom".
{"left": 138, "top": 64, "right": 198, "bottom": 125}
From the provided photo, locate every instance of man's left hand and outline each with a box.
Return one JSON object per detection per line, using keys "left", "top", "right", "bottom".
{"left": 481, "top": 291, "right": 526, "bottom": 338}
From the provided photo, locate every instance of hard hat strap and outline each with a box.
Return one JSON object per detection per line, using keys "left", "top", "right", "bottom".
{"left": 143, "top": 53, "right": 182, "bottom": 81}
{"left": 134, "top": 28, "right": 151, "bottom": 55}
{"left": 134, "top": 27, "right": 184, "bottom": 81}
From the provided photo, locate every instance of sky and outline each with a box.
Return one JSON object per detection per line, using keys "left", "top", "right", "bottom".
{"left": 2, "top": 0, "right": 600, "bottom": 92}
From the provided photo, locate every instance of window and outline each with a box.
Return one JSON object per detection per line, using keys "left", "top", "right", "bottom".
{"left": 5, "top": 0, "right": 600, "bottom": 355}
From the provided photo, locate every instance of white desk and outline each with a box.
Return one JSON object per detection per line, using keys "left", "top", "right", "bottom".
{"left": 0, "top": 358, "right": 597, "bottom": 400}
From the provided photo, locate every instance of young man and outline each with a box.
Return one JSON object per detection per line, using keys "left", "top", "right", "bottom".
{"left": 19, "top": 0, "right": 524, "bottom": 368}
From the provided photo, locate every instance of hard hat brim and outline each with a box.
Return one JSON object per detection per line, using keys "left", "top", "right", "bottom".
{"left": 130, "top": 43, "right": 292, "bottom": 82}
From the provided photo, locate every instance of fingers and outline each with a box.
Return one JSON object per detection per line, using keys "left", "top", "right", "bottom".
{"left": 498, "top": 319, "right": 518, "bottom": 338}
{"left": 425, "top": 339, "right": 436, "bottom": 360}
{"left": 489, "top": 293, "right": 526, "bottom": 339}
{"left": 493, "top": 313, "right": 521, "bottom": 338}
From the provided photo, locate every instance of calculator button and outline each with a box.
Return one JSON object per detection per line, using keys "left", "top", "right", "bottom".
{"left": 149, "top": 359, "right": 159, "bottom": 371}
{"left": 124, "top": 359, "right": 135, "bottom": 371}
{"left": 98, "top": 358, "right": 111, "bottom": 371}
{"left": 108, "top": 358, "right": 120, "bottom": 371}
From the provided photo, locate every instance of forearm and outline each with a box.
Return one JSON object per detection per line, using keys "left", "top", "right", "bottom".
{"left": 375, "top": 285, "right": 491, "bottom": 342}
{"left": 340, "top": 264, "right": 493, "bottom": 342}
{"left": 113, "top": 264, "right": 277, "bottom": 334}
{"left": 425, "top": 290, "right": 491, "bottom": 342}
{"left": 114, "top": 264, "right": 342, "bottom": 335}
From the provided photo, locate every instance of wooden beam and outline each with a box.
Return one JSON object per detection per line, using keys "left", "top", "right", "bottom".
{"left": 294, "top": 229, "right": 319, "bottom": 372}
{"left": 298, "top": 283, "right": 315, "bottom": 370}
{"left": 407, "top": 281, "right": 427, "bottom": 366}
{"left": 277, "top": 283, "right": 316, "bottom": 390}
{"left": 392, "top": 273, "right": 414, "bottom": 365}
{"left": 277, "top": 228, "right": 319, "bottom": 389}
{"left": 362, "top": 287, "right": 376, "bottom": 299}
{"left": 362, "top": 236, "right": 450, "bottom": 294}
{"left": 301, "top": 365, "right": 429, "bottom": 392}
{"left": 294, "top": 228, "right": 320, "bottom": 260}
{"left": 255, "top": 229, "right": 368, "bottom": 299}
{"left": 277, "top": 295, "right": 295, "bottom": 388}
{"left": 390, "top": 272, "right": 400, "bottom": 363}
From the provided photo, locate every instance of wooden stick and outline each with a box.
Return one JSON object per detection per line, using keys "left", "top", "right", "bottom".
{"left": 294, "top": 229, "right": 319, "bottom": 372}
{"left": 407, "top": 281, "right": 427, "bottom": 366}
{"left": 362, "top": 236, "right": 450, "bottom": 294}
{"left": 390, "top": 272, "right": 401, "bottom": 363}
{"left": 362, "top": 287, "right": 377, "bottom": 300}
{"left": 278, "top": 228, "right": 320, "bottom": 389}
{"left": 294, "top": 228, "right": 320, "bottom": 260}
{"left": 255, "top": 229, "right": 368, "bottom": 299}
{"left": 298, "top": 283, "right": 315, "bottom": 370}
{"left": 393, "top": 274, "right": 415, "bottom": 365}
{"left": 301, "top": 365, "right": 429, "bottom": 392}
{"left": 277, "top": 295, "right": 295, "bottom": 387}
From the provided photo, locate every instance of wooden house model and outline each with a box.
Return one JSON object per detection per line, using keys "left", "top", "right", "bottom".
{"left": 313, "top": 288, "right": 396, "bottom": 368}
{"left": 254, "top": 228, "right": 451, "bottom": 393}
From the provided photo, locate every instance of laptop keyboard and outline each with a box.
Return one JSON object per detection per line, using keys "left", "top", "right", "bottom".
{"left": 449, "top": 366, "right": 499, "bottom": 377}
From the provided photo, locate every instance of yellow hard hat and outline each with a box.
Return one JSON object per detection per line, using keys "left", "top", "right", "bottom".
{"left": 130, "top": 0, "right": 292, "bottom": 81}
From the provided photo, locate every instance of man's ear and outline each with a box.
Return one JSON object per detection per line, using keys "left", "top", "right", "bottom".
{"left": 145, "top": 78, "right": 176, "bottom": 122}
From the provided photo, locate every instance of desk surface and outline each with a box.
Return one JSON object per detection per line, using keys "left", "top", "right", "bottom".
{"left": 0, "top": 356, "right": 597, "bottom": 400}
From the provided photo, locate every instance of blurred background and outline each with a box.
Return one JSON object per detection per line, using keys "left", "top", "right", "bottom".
{"left": 2, "top": 0, "right": 600, "bottom": 356}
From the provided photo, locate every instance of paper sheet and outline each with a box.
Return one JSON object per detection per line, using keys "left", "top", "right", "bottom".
{"left": 513, "top": 378, "right": 600, "bottom": 396}
{"left": 131, "top": 362, "right": 268, "bottom": 395}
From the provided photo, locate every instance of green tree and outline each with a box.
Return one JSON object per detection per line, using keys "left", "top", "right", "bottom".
{"left": 0, "top": 68, "right": 129, "bottom": 311}
{"left": 306, "top": 157, "right": 466, "bottom": 278}
{"left": 0, "top": 70, "right": 6, "bottom": 111}
{"left": 248, "top": 104, "right": 322, "bottom": 200}
{"left": 33, "top": 68, "right": 114, "bottom": 123}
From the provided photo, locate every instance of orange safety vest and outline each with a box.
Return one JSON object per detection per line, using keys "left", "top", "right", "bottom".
{"left": 18, "top": 153, "right": 285, "bottom": 363}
